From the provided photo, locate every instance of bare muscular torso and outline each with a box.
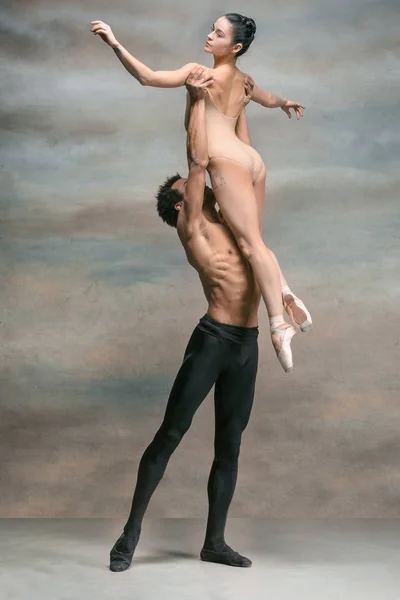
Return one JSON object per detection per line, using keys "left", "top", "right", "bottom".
{"left": 177, "top": 210, "right": 261, "bottom": 327}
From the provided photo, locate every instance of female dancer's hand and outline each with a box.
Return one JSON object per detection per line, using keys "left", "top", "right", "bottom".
{"left": 281, "top": 99, "right": 305, "bottom": 120}
{"left": 185, "top": 67, "right": 214, "bottom": 100}
{"left": 90, "top": 21, "right": 119, "bottom": 48}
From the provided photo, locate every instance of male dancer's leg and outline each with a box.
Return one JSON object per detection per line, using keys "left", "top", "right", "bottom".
{"left": 109, "top": 325, "right": 223, "bottom": 571}
{"left": 201, "top": 337, "right": 259, "bottom": 567}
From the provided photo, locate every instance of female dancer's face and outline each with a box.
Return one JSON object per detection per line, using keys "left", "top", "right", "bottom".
{"left": 204, "top": 16, "right": 239, "bottom": 58}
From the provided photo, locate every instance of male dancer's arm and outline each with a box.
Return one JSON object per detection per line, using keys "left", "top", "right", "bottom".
{"left": 182, "top": 69, "right": 211, "bottom": 229}
{"left": 184, "top": 91, "right": 191, "bottom": 131}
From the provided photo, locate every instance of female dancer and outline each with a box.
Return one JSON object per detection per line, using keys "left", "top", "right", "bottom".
{"left": 90, "top": 13, "right": 312, "bottom": 372}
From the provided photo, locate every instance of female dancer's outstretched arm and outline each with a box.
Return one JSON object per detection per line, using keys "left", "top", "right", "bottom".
{"left": 245, "top": 76, "right": 305, "bottom": 121}
{"left": 90, "top": 20, "right": 198, "bottom": 87}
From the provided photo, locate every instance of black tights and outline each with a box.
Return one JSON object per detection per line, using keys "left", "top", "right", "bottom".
{"left": 123, "top": 313, "right": 259, "bottom": 548}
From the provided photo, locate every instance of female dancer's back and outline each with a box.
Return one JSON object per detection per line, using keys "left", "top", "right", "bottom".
{"left": 202, "top": 67, "right": 265, "bottom": 183}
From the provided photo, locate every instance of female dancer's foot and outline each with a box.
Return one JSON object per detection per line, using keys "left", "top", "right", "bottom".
{"left": 270, "top": 317, "right": 296, "bottom": 373}
{"left": 109, "top": 529, "right": 140, "bottom": 572}
{"left": 200, "top": 542, "right": 252, "bottom": 567}
{"left": 282, "top": 286, "right": 313, "bottom": 333}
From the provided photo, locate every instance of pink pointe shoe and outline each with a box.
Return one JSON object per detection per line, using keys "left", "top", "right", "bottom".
{"left": 283, "top": 292, "right": 313, "bottom": 333}
{"left": 271, "top": 323, "right": 297, "bottom": 373}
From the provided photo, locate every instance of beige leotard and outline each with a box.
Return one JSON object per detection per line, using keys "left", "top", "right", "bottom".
{"left": 204, "top": 88, "right": 265, "bottom": 183}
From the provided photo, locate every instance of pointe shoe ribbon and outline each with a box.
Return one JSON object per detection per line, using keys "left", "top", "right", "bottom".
{"left": 271, "top": 324, "right": 296, "bottom": 373}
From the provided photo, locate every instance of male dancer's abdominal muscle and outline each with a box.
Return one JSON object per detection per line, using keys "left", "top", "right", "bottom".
{"left": 186, "top": 237, "right": 260, "bottom": 326}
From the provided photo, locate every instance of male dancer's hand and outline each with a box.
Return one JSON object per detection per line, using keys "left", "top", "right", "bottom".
{"left": 185, "top": 67, "right": 214, "bottom": 101}
{"left": 244, "top": 75, "right": 254, "bottom": 106}
{"left": 90, "top": 20, "right": 119, "bottom": 48}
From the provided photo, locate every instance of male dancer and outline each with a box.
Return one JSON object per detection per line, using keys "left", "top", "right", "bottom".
{"left": 109, "top": 67, "right": 307, "bottom": 571}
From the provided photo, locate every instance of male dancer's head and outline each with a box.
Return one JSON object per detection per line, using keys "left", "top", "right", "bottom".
{"left": 156, "top": 174, "right": 227, "bottom": 228}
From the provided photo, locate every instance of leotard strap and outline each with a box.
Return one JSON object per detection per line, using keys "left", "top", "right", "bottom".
{"left": 205, "top": 88, "right": 245, "bottom": 120}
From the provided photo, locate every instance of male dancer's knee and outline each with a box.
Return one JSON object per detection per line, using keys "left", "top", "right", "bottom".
{"left": 214, "top": 427, "right": 243, "bottom": 467}
{"left": 144, "top": 418, "right": 193, "bottom": 461}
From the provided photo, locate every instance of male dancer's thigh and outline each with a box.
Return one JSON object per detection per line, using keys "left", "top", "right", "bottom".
{"left": 161, "top": 326, "right": 223, "bottom": 430}
{"left": 213, "top": 341, "right": 259, "bottom": 436}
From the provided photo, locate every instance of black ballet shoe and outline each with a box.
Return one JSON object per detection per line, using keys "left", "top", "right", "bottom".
{"left": 109, "top": 531, "right": 140, "bottom": 572}
{"left": 200, "top": 543, "right": 252, "bottom": 567}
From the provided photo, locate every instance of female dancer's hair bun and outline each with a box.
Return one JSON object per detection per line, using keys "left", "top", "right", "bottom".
{"left": 224, "top": 13, "right": 257, "bottom": 57}
{"left": 244, "top": 16, "right": 256, "bottom": 39}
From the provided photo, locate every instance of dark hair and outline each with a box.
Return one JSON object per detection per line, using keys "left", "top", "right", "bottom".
{"left": 156, "top": 172, "right": 183, "bottom": 228}
{"left": 224, "top": 13, "right": 256, "bottom": 58}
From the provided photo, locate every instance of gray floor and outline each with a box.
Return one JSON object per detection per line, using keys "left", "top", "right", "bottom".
{"left": 1, "top": 519, "right": 399, "bottom": 599}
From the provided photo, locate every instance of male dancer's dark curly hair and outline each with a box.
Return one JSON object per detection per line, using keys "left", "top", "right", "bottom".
{"left": 156, "top": 173, "right": 183, "bottom": 228}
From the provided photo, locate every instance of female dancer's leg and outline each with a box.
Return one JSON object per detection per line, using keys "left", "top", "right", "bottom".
{"left": 253, "top": 166, "right": 313, "bottom": 333}
{"left": 253, "top": 165, "right": 287, "bottom": 285}
{"left": 211, "top": 160, "right": 282, "bottom": 315}
{"left": 208, "top": 158, "right": 296, "bottom": 372}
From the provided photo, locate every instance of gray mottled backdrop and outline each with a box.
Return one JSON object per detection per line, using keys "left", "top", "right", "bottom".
{"left": 1, "top": 0, "right": 399, "bottom": 517}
